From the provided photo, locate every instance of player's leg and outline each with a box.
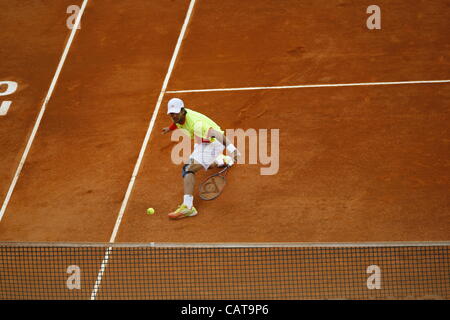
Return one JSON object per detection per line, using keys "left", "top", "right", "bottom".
{"left": 168, "top": 160, "right": 203, "bottom": 219}
{"left": 183, "top": 161, "right": 203, "bottom": 198}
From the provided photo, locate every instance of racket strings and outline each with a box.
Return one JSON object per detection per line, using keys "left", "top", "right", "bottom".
{"left": 199, "top": 176, "right": 226, "bottom": 200}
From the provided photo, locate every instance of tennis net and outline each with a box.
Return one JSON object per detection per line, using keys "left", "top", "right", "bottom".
{"left": 0, "top": 242, "right": 448, "bottom": 300}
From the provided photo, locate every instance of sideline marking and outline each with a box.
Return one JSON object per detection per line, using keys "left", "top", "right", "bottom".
{"left": 166, "top": 79, "right": 450, "bottom": 93}
{"left": 90, "top": 0, "right": 197, "bottom": 300}
{"left": 0, "top": 0, "right": 89, "bottom": 222}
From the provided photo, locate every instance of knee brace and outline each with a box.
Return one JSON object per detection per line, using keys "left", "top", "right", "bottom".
{"left": 182, "top": 164, "right": 195, "bottom": 178}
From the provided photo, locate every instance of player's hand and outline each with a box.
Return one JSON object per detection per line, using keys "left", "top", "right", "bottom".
{"left": 162, "top": 127, "right": 170, "bottom": 134}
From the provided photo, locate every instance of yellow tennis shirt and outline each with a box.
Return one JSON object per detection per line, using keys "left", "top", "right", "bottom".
{"left": 175, "top": 108, "right": 224, "bottom": 143}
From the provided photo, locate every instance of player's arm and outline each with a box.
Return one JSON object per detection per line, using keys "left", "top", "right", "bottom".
{"left": 208, "top": 128, "right": 240, "bottom": 162}
{"left": 162, "top": 122, "right": 177, "bottom": 134}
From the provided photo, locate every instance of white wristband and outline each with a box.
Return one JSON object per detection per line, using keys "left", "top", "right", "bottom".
{"left": 226, "top": 144, "right": 237, "bottom": 154}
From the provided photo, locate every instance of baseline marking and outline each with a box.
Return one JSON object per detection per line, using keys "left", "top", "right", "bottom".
{"left": 0, "top": 0, "right": 89, "bottom": 222}
{"left": 166, "top": 79, "right": 450, "bottom": 94}
{"left": 90, "top": 0, "right": 197, "bottom": 300}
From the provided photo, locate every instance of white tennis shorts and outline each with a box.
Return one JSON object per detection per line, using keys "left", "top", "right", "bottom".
{"left": 189, "top": 141, "right": 225, "bottom": 170}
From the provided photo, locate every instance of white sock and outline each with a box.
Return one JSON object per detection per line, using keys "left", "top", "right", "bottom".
{"left": 183, "top": 195, "right": 194, "bottom": 209}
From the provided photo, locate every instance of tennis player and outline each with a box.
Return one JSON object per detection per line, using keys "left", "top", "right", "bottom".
{"left": 162, "top": 98, "right": 239, "bottom": 219}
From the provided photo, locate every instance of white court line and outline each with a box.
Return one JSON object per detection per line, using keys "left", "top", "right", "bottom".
{"left": 0, "top": 0, "right": 89, "bottom": 222}
{"left": 90, "top": 0, "right": 197, "bottom": 300}
{"left": 166, "top": 79, "right": 450, "bottom": 93}
{"left": 3, "top": 241, "right": 449, "bottom": 248}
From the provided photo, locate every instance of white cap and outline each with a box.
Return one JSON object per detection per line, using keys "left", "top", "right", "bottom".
{"left": 167, "top": 98, "right": 184, "bottom": 114}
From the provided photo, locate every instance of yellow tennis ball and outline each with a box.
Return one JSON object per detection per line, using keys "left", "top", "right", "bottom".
{"left": 146, "top": 208, "right": 155, "bottom": 215}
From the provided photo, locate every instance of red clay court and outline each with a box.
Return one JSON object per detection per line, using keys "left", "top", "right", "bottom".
{"left": 0, "top": 0, "right": 449, "bottom": 300}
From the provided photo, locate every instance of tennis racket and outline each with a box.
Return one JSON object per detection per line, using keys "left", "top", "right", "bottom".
{"left": 199, "top": 165, "right": 230, "bottom": 201}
